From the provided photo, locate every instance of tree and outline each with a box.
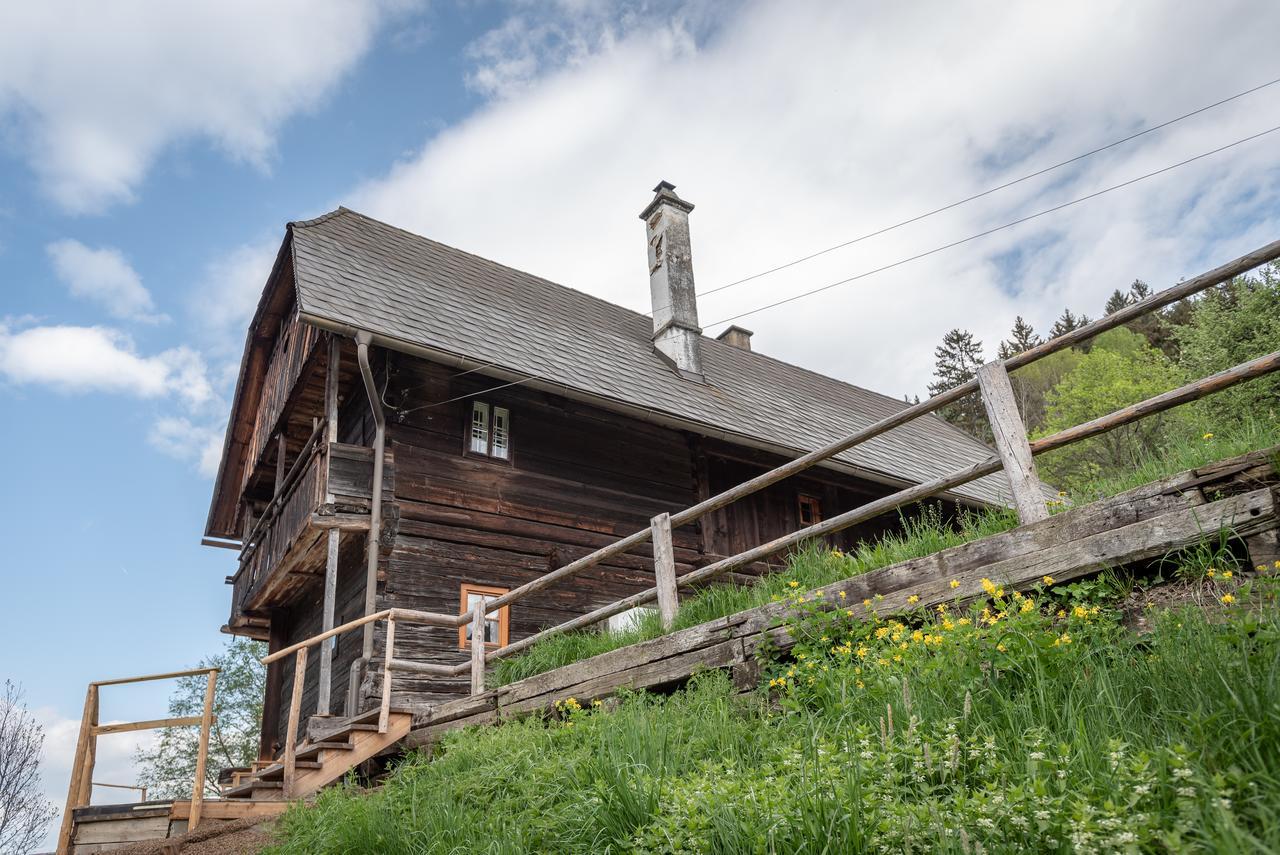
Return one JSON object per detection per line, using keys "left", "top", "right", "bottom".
{"left": 997, "top": 316, "right": 1040, "bottom": 360}
{"left": 1048, "top": 308, "right": 1087, "bottom": 339}
{"left": 1103, "top": 288, "right": 1131, "bottom": 316}
{"left": 1174, "top": 263, "right": 1280, "bottom": 427}
{"left": 0, "top": 681, "right": 57, "bottom": 855}
{"left": 1034, "top": 329, "right": 1186, "bottom": 490}
{"left": 927, "top": 328, "right": 988, "bottom": 440}
{"left": 135, "top": 639, "right": 265, "bottom": 799}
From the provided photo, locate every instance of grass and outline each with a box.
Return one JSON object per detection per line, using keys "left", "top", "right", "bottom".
{"left": 492, "top": 417, "right": 1280, "bottom": 687}
{"left": 491, "top": 505, "right": 1019, "bottom": 686}
{"left": 269, "top": 567, "right": 1280, "bottom": 853}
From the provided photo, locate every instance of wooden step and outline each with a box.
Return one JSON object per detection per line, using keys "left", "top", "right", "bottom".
{"left": 294, "top": 740, "right": 356, "bottom": 762}
{"left": 255, "top": 760, "right": 322, "bottom": 780}
{"left": 309, "top": 706, "right": 413, "bottom": 743}
{"left": 288, "top": 712, "right": 413, "bottom": 800}
{"left": 223, "top": 779, "right": 284, "bottom": 800}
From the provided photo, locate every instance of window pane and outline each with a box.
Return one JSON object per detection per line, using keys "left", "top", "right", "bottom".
{"left": 464, "top": 591, "right": 502, "bottom": 645}
{"left": 491, "top": 407, "right": 509, "bottom": 459}
{"left": 470, "top": 402, "right": 490, "bottom": 454}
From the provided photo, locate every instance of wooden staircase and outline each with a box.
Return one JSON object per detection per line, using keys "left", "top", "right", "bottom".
{"left": 224, "top": 708, "right": 413, "bottom": 803}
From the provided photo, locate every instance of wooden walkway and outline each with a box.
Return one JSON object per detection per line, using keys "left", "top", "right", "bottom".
{"left": 408, "top": 446, "right": 1280, "bottom": 747}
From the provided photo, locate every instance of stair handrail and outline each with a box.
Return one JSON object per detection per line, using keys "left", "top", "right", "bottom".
{"left": 56, "top": 667, "right": 219, "bottom": 855}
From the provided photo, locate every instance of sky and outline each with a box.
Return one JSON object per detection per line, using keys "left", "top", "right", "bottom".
{"left": 2, "top": 0, "right": 1280, "bottom": 846}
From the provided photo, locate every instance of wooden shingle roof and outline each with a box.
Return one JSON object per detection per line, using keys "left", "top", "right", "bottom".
{"left": 285, "top": 207, "right": 1015, "bottom": 507}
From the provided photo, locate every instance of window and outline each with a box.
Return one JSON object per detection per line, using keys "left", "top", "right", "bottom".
{"left": 605, "top": 606, "right": 655, "bottom": 635}
{"left": 468, "top": 401, "right": 511, "bottom": 460}
{"left": 798, "top": 494, "right": 822, "bottom": 527}
{"left": 458, "top": 583, "right": 510, "bottom": 649}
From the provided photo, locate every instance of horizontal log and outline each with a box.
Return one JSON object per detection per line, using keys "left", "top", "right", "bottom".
{"left": 91, "top": 667, "right": 219, "bottom": 688}
{"left": 93, "top": 716, "right": 201, "bottom": 735}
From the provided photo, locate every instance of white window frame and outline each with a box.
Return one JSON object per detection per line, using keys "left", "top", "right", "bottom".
{"left": 468, "top": 400, "right": 511, "bottom": 460}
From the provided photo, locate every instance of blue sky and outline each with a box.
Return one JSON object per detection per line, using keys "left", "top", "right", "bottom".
{"left": 2, "top": 0, "right": 1279, "bottom": 838}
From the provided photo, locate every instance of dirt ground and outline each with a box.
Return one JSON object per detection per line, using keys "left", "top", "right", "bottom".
{"left": 104, "top": 817, "right": 278, "bottom": 855}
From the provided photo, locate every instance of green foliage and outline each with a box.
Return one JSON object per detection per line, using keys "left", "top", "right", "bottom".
{"left": 270, "top": 563, "right": 1280, "bottom": 854}
{"left": 491, "top": 505, "right": 1018, "bottom": 687}
{"left": 1034, "top": 328, "right": 1186, "bottom": 490}
{"left": 134, "top": 637, "right": 265, "bottom": 798}
{"left": 927, "top": 328, "right": 989, "bottom": 441}
{"left": 1174, "top": 264, "right": 1280, "bottom": 425}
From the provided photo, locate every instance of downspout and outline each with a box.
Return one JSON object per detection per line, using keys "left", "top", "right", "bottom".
{"left": 355, "top": 331, "right": 386, "bottom": 663}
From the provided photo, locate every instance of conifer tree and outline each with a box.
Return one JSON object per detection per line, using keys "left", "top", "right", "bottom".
{"left": 997, "top": 316, "right": 1040, "bottom": 360}
{"left": 928, "top": 328, "right": 988, "bottom": 440}
{"left": 1104, "top": 288, "right": 1130, "bottom": 315}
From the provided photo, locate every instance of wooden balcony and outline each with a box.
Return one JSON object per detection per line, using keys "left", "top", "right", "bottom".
{"left": 227, "top": 440, "right": 394, "bottom": 636}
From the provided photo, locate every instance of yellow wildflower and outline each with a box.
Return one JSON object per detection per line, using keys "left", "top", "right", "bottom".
{"left": 1053, "top": 632, "right": 1072, "bottom": 646}
{"left": 1221, "top": 593, "right": 1236, "bottom": 605}
{"left": 863, "top": 599, "right": 873, "bottom": 608}
{"left": 1275, "top": 560, "right": 1280, "bottom": 569}
{"left": 981, "top": 578, "right": 997, "bottom": 595}
{"left": 815, "top": 590, "right": 824, "bottom": 598}
{"left": 996, "top": 643, "right": 1007, "bottom": 653}
{"left": 839, "top": 591, "right": 847, "bottom": 599}
{"left": 1072, "top": 605, "right": 1089, "bottom": 620}
{"left": 995, "top": 587, "right": 1005, "bottom": 598}
{"left": 942, "top": 619, "right": 955, "bottom": 631}
{"left": 797, "top": 597, "right": 805, "bottom": 603}
{"left": 1222, "top": 570, "right": 1233, "bottom": 580}
{"left": 1020, "top": 598, "right": 1035, "bottom": 613}
{"left": 907, "top": 594, "right": 920, "bottom": 605}
{"left": 1042, "top": 575, "right": 1055, "bottom": 585}
{"left": 1056, "top": 609, "right": 1066, "bottom": 619}
{"left": 855, "top": 679, "right": 865, "bottom": 689}
{"left": 936, "top": 603, "right": 948, "bottom": 613}
{"left": 875, "top": 626, "right": 889, "bottom": 639}
{"left": 1203, "top": 432, "right": 1214, "bottom": 440}
{"left": 950, "top": 579, "right": 961, "bottom": 589}
{"left": 788, "top": 580, "right": 799, "bottom": 588}
{"left": 912, "top": 630, "right": 924, "bottom": 642}
{"left": 958, "top": 617, "right": 972, "bottom": 627}
{"left": 855, "top": 646, "right": 869, "bottom": 658}
{"left": 1207, "top": 568, "right": 1216, "bottom": 578}
{"left": 846, "top": 609, "right": 855, "bottom": 617}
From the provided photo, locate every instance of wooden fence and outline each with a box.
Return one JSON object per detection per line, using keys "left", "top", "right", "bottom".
{"left": 272, "top": 238, "right": 1280, "bottom": 724}
{"left": 57, "top": 668, "right": 218, "bottom": 854}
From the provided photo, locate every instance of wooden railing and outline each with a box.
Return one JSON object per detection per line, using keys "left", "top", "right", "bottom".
{"left": 260, "top": 608, "right": 457, "bottom": 797}
{"left": 57, "top": 668, "right": 218, "bottom": 855}
{"left": 277, "top": 238, "right": 1280, "bottom": 710}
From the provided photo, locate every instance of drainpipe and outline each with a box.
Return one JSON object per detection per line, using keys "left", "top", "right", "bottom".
{"left": 355, "top": 331, "right": 386, "bottom": 664}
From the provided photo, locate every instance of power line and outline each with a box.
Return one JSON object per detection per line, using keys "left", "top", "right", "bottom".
{"left": 397, "top": 120, "right": 1280, "bottom": 412}
{"left": 701, "top": 123, "right": 1280, "bottom": 330}
{"left": 693, "top": 73, "right": 1280, "bottom": 303}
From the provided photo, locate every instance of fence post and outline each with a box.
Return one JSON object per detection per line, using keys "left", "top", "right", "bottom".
{"left": 470, "top": 603, "right": 486, "bottom": 695}
{"left": 379, "top": 618, "right": 396, "bottom": 734}
{"left": 283, "top": 646, "right": 307, "bottom": 799}
{"left": 189, "top": 670, "right": 218, "bottom": 830}
{"left": 977, "top": 361, "right": 1050, "bottom": 524}
{"left": 651, "top": 512, "right": 679, "bottom": 631}
{"left": 56, "top": 684, "right": 99, "bottom": 854}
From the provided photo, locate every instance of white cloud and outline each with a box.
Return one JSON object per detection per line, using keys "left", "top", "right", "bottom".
{"left": 0, "top": 0, "right": 419, "bottom": 213}
{"left": 46, "top": 239, "right": 166, "bottom": 323}
{"left": 352, "top": 0, "right": 1280, "bottom": 399}
{"left": 189, "top": 241, "right": 280, "bottom": 367}
{"left": 149, "top": 417, "right": 225, "bottom": 478}
{"left": 0, "top": 322, "right": 213, "bottom": 407}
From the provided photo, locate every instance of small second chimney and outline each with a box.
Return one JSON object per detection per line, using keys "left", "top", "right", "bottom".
{"left": 640, "top": 181, "right": 703, "bottom": 379}
{"left": 716, "top": 325, "right": 753, "bottom": 351}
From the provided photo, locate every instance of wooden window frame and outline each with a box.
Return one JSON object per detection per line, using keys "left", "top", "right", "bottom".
{"left": 798, "top": 493, "right": 823, "bottom": 527}
{"left": 458, "top": 583, "right": 510, "bottom": 650}
{"left": 463, "top": 400, "right": 514, "bottom": 464}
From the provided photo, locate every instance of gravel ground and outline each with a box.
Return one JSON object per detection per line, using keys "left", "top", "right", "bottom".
{"left": 104, "top": 817, "right": 277, "bottom": 855}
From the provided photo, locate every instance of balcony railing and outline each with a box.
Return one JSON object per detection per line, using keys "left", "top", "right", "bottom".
{"left": 228, "top": 429, "right": 392, "bottom": 631}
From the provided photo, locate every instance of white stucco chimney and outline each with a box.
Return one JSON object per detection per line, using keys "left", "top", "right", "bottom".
{"left": 640, "top": 180, "right": 703, "bottom": 380}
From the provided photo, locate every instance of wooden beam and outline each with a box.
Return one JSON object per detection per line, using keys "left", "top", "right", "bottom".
{"left": 978, "top": 361, "right": 1049, "bottom": 524}
{"left": 317, "top": 529, "right": 340, "bottom": 716}
{"left": 90, "top": 667, "right": 217, "bottom": 687}
{"left": 92, "top": 716, "right": 201, "bottom": 736}
{"left": 57, "top": 684, "right": 98, "bottom": 855}
{"left": 651, "top": 512, "right": 679, "bottom": 630}
{"left": 470, "top": 603, "right": 486, "bottom": 695}
{"left": 379, "top": 619, "right": 395, "bottom": 734}
{"left": 283, "top": 646, "right": 307, "bottom": 799}
{"left": 275, "top": 432, "right": 287, "bottom": 496}
{"left": 189, "top": 670, "right": 217, "bottom": 830}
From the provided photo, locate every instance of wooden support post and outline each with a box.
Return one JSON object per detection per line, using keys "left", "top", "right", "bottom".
{"left": 189, "top": 670, "right": 217, "bottom": 830}
{"left": 470, "top": 603, "right": 486, "bottom": 695}
{"left": 57, "top": 684, "right": 98, "bottom": 855}
{"left": 283, "top": 646, "right": 307, "bottom": 800}
{"left": 317, "top": 529, "right": 340, "bottom": 716}
{"left": 378, "top": 619, "right": 395, "bottom": 734}
{"left": 651, "top": 512, "right": 679, "bottom": 630}
{"left": 977, "top": 361, "right": 1050, "bottom": 524}
{"left": 275, "top": 433, "right": 287, "bottom": 496}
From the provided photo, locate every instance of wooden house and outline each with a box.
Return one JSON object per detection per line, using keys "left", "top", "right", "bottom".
{"left": 204, "top": 182, "right": 1010, "bottom": 758}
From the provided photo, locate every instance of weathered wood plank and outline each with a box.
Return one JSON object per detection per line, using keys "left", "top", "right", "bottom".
{"left": 978, "top": 360, "right": 1049, "bottom": 524}
{"left": 651, "top": 512, "right": 679, "bottom": 630}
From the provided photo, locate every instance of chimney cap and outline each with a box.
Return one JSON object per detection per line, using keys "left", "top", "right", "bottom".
{"left": 640, "top": 179, "right": 694, "bottom": 220}
{"left": 716, "top": 325, "right": 754, "bottom": 351}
